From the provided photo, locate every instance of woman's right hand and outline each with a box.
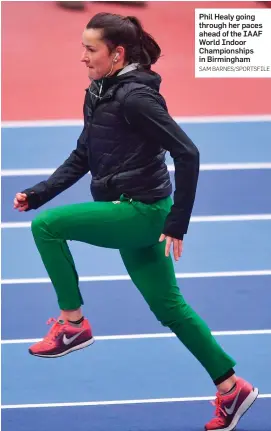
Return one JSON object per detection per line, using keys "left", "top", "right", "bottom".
{"left": 14, "top": 193, "right": 29, "bottom": 212}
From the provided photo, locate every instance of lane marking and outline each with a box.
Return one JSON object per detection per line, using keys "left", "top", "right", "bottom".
{"left": 2, "top": 163, "right": 271, "bottom": 177}
{"left": 2, "top": 115, "right": 271, "bottom": 128}
{"left": 2, "top": 270, "right": 271, "bottom": 285}
{"left": 2, "top": 214, "right": 271, "bottom": 229}
{"left": 198, "top": 163, "right": 271, "bottom": 171}
{"left": 1, "top": 393, "right": 270, "bottom": 409}
{"left": 2, "top": 329, "right": 271, "bottom": 345}
{"left": 2, "top": 168, "right": 56, "bottom": 176}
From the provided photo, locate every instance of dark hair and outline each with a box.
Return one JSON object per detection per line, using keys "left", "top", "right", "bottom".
{"left": 86, "top": 12, "right": 161, "bottom": 69}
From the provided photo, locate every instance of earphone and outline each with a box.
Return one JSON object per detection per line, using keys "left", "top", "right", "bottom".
{"left": 113, "top": 53, "right": 119, "bottom": 63}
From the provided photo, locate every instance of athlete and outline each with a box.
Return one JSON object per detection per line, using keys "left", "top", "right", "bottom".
{"left": 14, "top": 13, "right": 258, "bottom": 431}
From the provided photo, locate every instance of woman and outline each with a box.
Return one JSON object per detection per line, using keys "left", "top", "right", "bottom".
{"left": 14, "top": 13, "right": 257, "bottom": 431}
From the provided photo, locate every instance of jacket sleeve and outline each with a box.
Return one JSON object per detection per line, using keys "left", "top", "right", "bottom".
{"left": 123, "top": 89, "right": 200, "bottom": 240}
{"left": 22, "top": 123, "right": 90, "bottom": 210}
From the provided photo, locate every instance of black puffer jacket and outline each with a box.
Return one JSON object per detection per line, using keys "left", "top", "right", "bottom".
{"left": 23, "top": 67, "right": 199, "bottom": 239}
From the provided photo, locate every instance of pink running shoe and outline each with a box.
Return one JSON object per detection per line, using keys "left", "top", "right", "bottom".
{"left": 205, "top": 377, "right": 258, "bottom": 431}
{"left": 29, "top": 318, "right": 94, "bottom": 358}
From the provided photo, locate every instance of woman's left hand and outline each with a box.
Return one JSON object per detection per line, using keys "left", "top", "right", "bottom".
{"left": 159, "top": 234, "right": 183, "bottom": 261}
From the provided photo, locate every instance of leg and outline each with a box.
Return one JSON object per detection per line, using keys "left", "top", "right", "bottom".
{"left": 29, "top": 196, "right": 170, "bottom": 357}
{"left": 120, "top": 241, "right": 235, "bottom": 382}
{"left": 120, "top": 243, "right": 258, "bottom": 430}
{"left": 29, "top": 196, "right": 171, "bottom": 357}
{"left": 31, "top": 197, "right": 165, "bottom": 310}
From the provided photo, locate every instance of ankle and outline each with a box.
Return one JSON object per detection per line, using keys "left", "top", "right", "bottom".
{"left": 60, "top": 308, "right": 83, "bottom": 322}
{"left": 217, "top": 375, "right": 237, "bottom": 394}
{"left": 68, "top": 316, "right": 84, "bottom": 326}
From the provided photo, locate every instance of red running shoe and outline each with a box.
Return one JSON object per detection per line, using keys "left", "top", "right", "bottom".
{"left": 205, "top": 377, "right": 258, "bottom": 431}
{"left": 29, "top": 318, "right": 94, "bottom": 358}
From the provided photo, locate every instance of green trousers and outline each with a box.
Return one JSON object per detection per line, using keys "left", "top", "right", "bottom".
{"left": 31, "top": 194, "right": 235, "bottom": 381}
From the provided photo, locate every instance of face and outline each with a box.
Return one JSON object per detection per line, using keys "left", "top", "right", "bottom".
{"left": 81, "top": 28, "right": 125, "bottom": 80}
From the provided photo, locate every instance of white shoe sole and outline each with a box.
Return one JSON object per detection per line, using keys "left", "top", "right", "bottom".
{"left": 29, "top": 337, "right": 95, "bottom": 358}
{"left": 207, "top": 387, "right": 259, "bottom": 431}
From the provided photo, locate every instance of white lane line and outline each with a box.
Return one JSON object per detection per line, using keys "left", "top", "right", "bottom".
{"left": 2, "top": 329, "right": 271, "bottom": 345}
{"left": 1, "top": 275, "right": 131, "bottom": 284}
{"left": 2, "top": 168, "right": 56, "bottom": 176}
{"left": 198, "top": 163, "right": 271, "bottom": 171}
{"left": 2, "top": 222, "right": 31, "bottom": 228}
{"left": 2, "top": 115, "right": 271, "bottom": 128}
{"left": 2, "top": 214, "right": 271, "bottom": 229}
{"left": 174, "top": 115, "right": 271, "bottom": 123}
{"left": 2, "top": 163, "right": 271, "bottom": 176}
{"left": 2, "top": 270, "right": 271, "bottom": 285}
{"left": 2, "top": 119, "right": 84, "bottom": 128}
{"left": 1, "top": 393, "right": 270, "bottom": 409}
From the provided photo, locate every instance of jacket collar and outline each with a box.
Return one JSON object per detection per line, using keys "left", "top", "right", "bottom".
{"left": 117, "top": 63, "right": 139, "bottom": 76}
{"left": 87, "top": 64, "right": 137, "bottom": 105}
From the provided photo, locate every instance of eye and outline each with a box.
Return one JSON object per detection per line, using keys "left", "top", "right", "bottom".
{"left": 87, "top": 47, "right": 95, "bottom": 53}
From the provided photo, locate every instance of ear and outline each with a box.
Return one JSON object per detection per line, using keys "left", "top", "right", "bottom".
{"left": 114, "top": 46, "right": 125, "bottom": 62}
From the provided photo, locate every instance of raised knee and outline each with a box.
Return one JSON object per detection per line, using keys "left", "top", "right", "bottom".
{"left": 31, "top": 212, "right": 49, "bottom": 237}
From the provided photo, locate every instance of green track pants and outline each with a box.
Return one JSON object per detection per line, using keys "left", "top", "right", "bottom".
{"left": 31, "top": 194, "right": 236, "bottom": 381}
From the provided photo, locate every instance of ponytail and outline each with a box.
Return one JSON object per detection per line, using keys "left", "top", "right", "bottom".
{"left": 126, "top": 16, "right": 161, "bottom": 68}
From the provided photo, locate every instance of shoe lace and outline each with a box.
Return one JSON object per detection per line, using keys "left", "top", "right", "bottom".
{"left": 43, "top": 318, "right": 63, "bottom": 344}
{"left": 211, "top": 394, "right": 227, "bottom": 418}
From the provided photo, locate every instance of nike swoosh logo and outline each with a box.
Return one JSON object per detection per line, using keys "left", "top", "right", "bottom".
{"left": 63, "top": 331, "right": 85, "bottom": 346}
{"left": 224, "top": 389, "right": 241, "bottom": 415}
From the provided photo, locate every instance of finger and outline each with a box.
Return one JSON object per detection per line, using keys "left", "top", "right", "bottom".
{"left": 179, "top": 241, "right": 183, "bottom": 257}
{"left": 18, "top": 204, "right": 28, "bottom": 212}
{"left": 165, "top": 237, "right": 172, "bottom": 257}
{"left": 14, "top": 198, "right": 19, "bottom": 208}
{"left": 16, "top": 193, "right": 27, "bottom": 202}
{"left": 14, "top": 201, "right": 25, "bottom": 209}
{"left": 159, "top": 234, "right": 166, "bottom": 242}
{"left": 173, "top": 239, "right": 179, "bottom": 261}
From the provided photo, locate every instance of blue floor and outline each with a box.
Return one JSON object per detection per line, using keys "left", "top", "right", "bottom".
{"left": 2, "top": 335, "right": 270, "bottom": 405}
{"left": 2, "top": 276, "right": 271, "bottom": 340}
{"left": 2, "top": 169, "right": 271, "bottom": 222}
{"left": 1, "top": 119, "right": 271, "bottom": 430}
{"left": 3, "top": 400, "right": 270, "bottom": 431}
{"left": 2, "top": 220, "right": 271, "bottom": 279}
{"left": 2, "top": 121, "right": 271, "bottom": 168}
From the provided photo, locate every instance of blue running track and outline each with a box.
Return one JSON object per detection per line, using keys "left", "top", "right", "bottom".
{"left": 1, "top": 118, "right": 271, "bottom": 430}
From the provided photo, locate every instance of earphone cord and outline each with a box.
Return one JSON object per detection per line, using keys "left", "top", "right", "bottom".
{"left": 104, "top": 58, "right": 115, "bottom": 79}
{"left": 98, "top": 54, "right": 118, "bottom": 97}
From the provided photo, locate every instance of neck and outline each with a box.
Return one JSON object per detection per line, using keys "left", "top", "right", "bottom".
{"left": 106, "top": 62, "right": 129, "bottom": 78}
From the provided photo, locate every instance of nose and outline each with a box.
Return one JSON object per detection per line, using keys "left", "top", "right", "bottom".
{"left": 81, "top": 49, "right": 88, "bottom": 63}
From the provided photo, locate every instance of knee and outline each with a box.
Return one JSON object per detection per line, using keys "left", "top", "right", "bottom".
{"left": 150, "top": 296, "right": 189, "bottom": 328}
{"left": 31, "top": 211, "right": 50, "bottom": 238}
